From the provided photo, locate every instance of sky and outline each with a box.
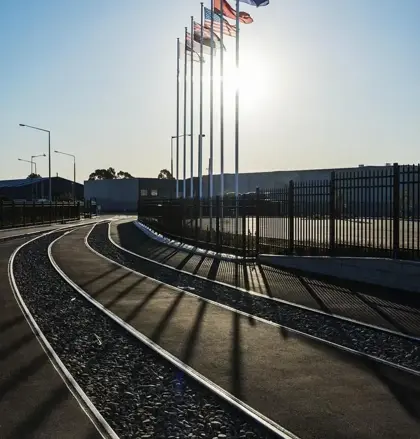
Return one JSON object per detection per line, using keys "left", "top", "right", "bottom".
{"left": 1, "top": 0, "right": 419, "bottom": 183}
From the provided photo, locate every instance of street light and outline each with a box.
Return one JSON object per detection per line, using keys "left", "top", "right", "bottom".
{"left": 171, "top": 133, "right": 191, "bottom": 198}
{"left": 31, "top": 153, "right": 46, "bottom": 175}
{"left": 18, "top": 158, "right": 36, "bottom": 201}
{"left": 18, "top": 158, "right": 35, "bottom": 174}
{"left": 54, "top": 150, "right": 76, "bottom": 200}
{"left": 19, "top": 124, "right": 51, "bottom": 202}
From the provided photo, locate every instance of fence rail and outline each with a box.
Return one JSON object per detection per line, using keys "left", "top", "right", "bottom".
{"left": 138, "top": 163, "right": 420, "bottom": 260}
{"left": 0, "top": 200, "right": 98, "bottom": 229}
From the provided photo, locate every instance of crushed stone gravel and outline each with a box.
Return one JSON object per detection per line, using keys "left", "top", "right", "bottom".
{"left": 88, "top": 222, "right": 420, "bottom": 373}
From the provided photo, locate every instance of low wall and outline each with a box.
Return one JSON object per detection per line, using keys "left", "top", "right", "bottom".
{"left": 258, "top": 255, "right": 420, "bottom": 293}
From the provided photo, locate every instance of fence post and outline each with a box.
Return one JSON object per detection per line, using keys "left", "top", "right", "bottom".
{"left": 288, "top": 180, "right": 294, "bottom": 254}
{"left": 216, "top": 196, "right": 221, "bottom": 252}
{"left": 194, "top": 197, "right": 199, "bottom": 246}
{"left": 329, "top": 172, "right": 336, "bottom": 254}
{"left": 33, "top": 200, "right": 37, "bottom": 225}
{"left": 255, "top": 187, "right": 260, "bottom": 256}
{"left": 12, "top": 201, "right": 15, "bottom": 227}
{"left": 242, "top": 203, "right": 246, "bottom": 257}
{"left": 392, "top": 163, "right": 400, "bottom": 259}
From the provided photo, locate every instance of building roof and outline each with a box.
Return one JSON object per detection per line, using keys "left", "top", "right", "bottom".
{"left": 0, "top": 177, "right": 81, "bottom": 189}
{"left": 0, "top": 178, "right": 45, "bottom": 189}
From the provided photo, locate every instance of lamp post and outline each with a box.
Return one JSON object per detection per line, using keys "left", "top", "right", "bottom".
{"left": 31, "top": 154, "right": 46, "bottom": 176}
{"left": 18, "top": 158, "right": 36, "bottom": 200}
{"left": 19, "top": 124, "right": 51, "bottom": 201}
{"left": 54, "top": 150, "right": 76, "bottom": 200}
{"left": 171, "top": 133, "right": 191, "bottom": 198}
{"left": 18, "top": 158, "right": 35, "bottom": 174}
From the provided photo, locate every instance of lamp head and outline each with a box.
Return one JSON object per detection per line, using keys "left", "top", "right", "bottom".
{"left": 19, "top": 124, "right": 25, "bottom": 127}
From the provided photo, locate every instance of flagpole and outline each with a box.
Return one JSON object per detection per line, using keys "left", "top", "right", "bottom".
{"left": 209, "top": 0, "right": 215, "bottom": 237}
{"left": 190, "top": 16, "right": 195, "bottom": 198}
{"left": 209, "top": 0, "right": 214, "bottom": 201}
{"left": 176, "top": 37, "right": 180, "bottom": 199}
{"left": 220, "top": 3, "right": 224, "bottom": 198}
{"left": 183, "top": 27, "right": 188, "bottom": 199}
{"left": 235, "top": 1, "right": 240, "bottom": 198}
{"left": 235, "top": 0, "right": 240, "bottom": 252}
{"left": 199, "top": 3, "right": 204, "bottom": 200}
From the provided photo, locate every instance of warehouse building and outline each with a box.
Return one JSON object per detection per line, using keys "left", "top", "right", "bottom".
{"left": 84, "top": 178, "right": 176, "bottom": 212}
{"left": 0, "top": 177, "right": 83, "bottom": 201}
{"left": 84, "top": 163, "right": 418, "bottom": 213}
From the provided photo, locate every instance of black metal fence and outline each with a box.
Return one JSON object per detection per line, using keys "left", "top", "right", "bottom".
{"left": 138, "top": 163, "right": 420, "bottom": 260}
{"left": 0, "top": 199, "right": 98, "bottom": 229}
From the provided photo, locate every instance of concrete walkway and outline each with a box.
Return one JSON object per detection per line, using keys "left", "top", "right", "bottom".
{"left": 52, "top": 226, "right": 420, "bottom": 439}
{"left": 0, "top": 238, "right": 101, "bottom": 439}
{"left": 109, "top": 220, "right": 420, "bottom": 338}
{"left": 0, "top": 217, "right": 111, "bottom": 242}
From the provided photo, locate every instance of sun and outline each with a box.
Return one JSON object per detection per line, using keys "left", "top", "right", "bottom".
{"left": 222, "top": 53, "right": 269, "bottom": 109}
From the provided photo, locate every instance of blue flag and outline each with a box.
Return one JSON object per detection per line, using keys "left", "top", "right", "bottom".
{"left": 239, "top": 0, "right": 269, "bottom": 6}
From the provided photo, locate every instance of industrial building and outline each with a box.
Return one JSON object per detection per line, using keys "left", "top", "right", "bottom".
{"left": 84, "top": 178, "right": 176, "bottom": 212}
{"left": 0, "top": 177, "right": 83, "bottom": 201}
{"left": 84, "top": 164, "right": 414, "bottom": 213}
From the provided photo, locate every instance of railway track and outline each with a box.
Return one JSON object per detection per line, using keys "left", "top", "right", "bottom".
{"left": 9, "top": 227, "right": 297, "bottom": 439}
{"left": 88, "top": 221, "right": 420, "bottom": 375}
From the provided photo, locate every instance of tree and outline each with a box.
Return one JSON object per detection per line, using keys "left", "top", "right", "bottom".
{"left": 158, "top": 169, "right": 174, "bottom": 179}
{"left": 117, "top": 171, "right": 134, "bottom": 179}
{"left": 88, "top": 168, "right": 134, "bottom": 180}
{"left": 27, "top": 173, "right": 41, "bottom": 179}
{"left": 88, "top": 167, "right": 116, "bottom": 180}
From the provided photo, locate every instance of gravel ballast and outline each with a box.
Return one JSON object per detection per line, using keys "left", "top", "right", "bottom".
{"left": 13, "top": 231, "right": 281, "bottom": 439}
{"left": 88, "top": 222, "right": 420, "bottom": 372}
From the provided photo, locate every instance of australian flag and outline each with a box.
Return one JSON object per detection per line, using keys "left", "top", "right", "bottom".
{"left": 239, "top": 0, "right": 269, "bottom": 6}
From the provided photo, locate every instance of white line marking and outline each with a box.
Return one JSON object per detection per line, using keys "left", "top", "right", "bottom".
{"left": 83, "top": 221, "right": 420, "bottom": 378}
{"left": 8, "top": 227, "right": 120, "bottom": 439}
{"left": 53, "top": 223, "right": 302, "bottom": 439}
{"left": 110, "top": 219, "right": 420, "bottom": 343}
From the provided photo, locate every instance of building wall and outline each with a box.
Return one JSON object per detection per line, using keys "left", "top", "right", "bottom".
{"left": 84, "top": 178, "right": 176, "bottom": 212}
{"left": 84, "top": 179, "right": 139, "bottom": 212}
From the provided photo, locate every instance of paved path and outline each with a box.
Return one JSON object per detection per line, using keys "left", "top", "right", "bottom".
{"left": 0, "top": 217, "right": 112, "bottom": 241}
{"left": 0, "top": 238, "right": 101, "bottom": 439}
{"left": 110, "top": 220, "right": 420, "bottom": 337}
{"left": 52, "top": 226, "right": 420, "bottom": 439}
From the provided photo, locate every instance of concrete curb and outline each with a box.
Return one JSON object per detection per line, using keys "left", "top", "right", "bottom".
{"left": 133, "top": 220, "right": 254, "bottom": 262}
{"left": 258, "top": 254, "right": 420, "bottom": 294}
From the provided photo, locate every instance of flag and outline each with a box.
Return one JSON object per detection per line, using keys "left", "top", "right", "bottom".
{"left": 214, "top": 0, "right": 254, "bottom": 24}
{"left": 186, "top": 32, "right": 213, "bottom": 56}
{"left": 179, "top": 42, "right": 204, "bottom": 63}
{"left": 204, "top": 6, "right": 237, "bottom": 38}
{"left": 239, "top": 0, "right": 269, "bottom": 6}
{"left": 193, "top": 21, "right": 224, "bottom": 51}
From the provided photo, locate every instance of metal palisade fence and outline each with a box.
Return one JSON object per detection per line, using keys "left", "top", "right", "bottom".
{"left": 0, "top": 199, "right": 98, "bottom": 229}
{"left": 138, "top": 163, "right": 420, "bottom": 260}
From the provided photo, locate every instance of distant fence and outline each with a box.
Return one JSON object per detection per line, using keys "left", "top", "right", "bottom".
{"left": 138, "top": 163, "right": 420, "bottom": 260}
{"left": 0, "top": 199, "right": 98, "bottom": 229}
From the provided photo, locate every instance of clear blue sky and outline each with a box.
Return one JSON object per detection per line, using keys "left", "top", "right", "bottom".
{"left": 1, "top": 0, "right": 419, "bottom": 182}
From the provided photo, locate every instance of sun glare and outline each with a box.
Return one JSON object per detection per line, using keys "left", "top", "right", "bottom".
{"left": 221, "top": 54, "right": 269, "bottom": 108}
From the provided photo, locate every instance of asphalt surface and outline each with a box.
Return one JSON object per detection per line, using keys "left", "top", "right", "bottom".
{"left": 111, "top": 220, "right": 420, "bottom": 337}
{"left": 0, "top": 237, "right": 101, "bottom": 439}
{"left": 52, "top": 226, "right": 420, "bottom": 439}
{"left": 0, "top": 217, "right": 113, "bottom": 241}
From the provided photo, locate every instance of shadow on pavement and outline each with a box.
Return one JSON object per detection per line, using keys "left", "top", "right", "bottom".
{"left": 0, "top": 315, "right": 25, "bottom": 333}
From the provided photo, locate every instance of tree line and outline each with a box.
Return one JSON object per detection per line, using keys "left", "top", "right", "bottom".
{"left": 26, "top": 167, "right": 175, "bottom": 180}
